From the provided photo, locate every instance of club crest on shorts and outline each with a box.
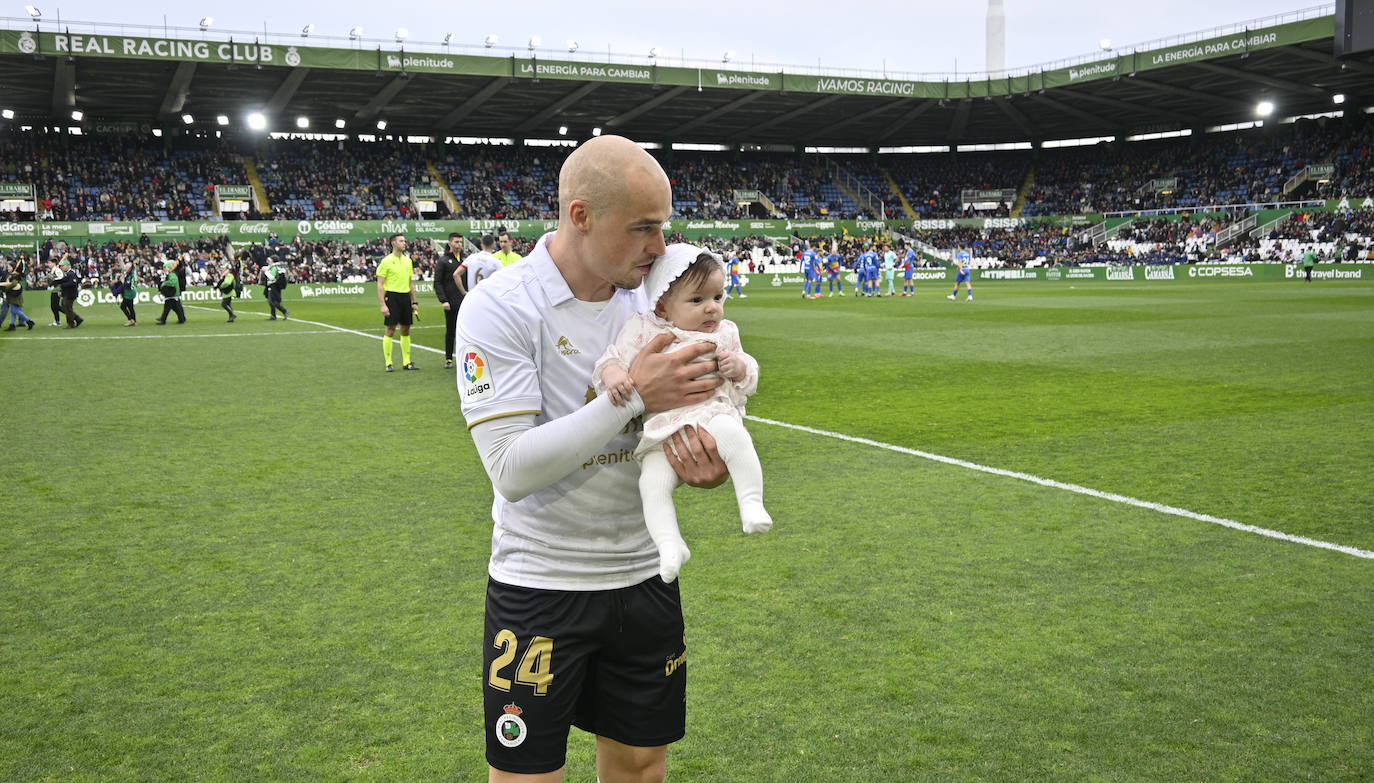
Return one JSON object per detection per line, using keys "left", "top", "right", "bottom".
{"left": 495, "top": 702, "right": 527, "bottom": 748}
{"left": 461, "top": 345, "right": 495, "bottom": 402}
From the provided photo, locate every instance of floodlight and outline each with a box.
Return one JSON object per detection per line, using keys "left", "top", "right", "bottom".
{"left": 442, "top": 32, "right": 454, "bottom": 45}
{"left": 296, "top": 116, "right": 309, "bottom": 129}
{"left": 349, "top": 26, "right": 364, "bottom": 40}
{"left": 334, "top": 118, "right": 346, "bottom": 129}
{"left": 70, "top": 109, "right": 83, "bottom": 121}
{"left": 199, "top": 17, "right": 214, "bottom": 31}
{"left": 722, "top": 50, "right": 734, "bottom": 63}
{"left": 1333, "top": 93, "right": 1346, "bottom": 105}
{"left": 648, "top": 46, "right": 660, "bottom": 58}
{"left": 216, "top": 114, "right": 229, "bottom": 125}
{"left": 24, "top": 5, "right": 40, "bottom": 20}
{"left": 301, "top": 24, "right": 315, "bottom": 37}
{"left": 558, "top": 125, "right": 568, "bottom": 135}
{"left": 1098, "top": 39, "right": 1111, "bottom": 51}
{"left": 528, "top": 36, "right": 541, "bottom": 50}
{"left": 1256, "top": 100, "right": 1275, "bottom": 117}
{"left": 376, "top": 119, "right": 387, "bottom": 130}
{"left": 395, "top": 27, "right": 408, "bottom": 42}
{"left": 181, "top": 113, "right": 194, "bottom": 125}
{"left": 247, "top": 112, "right": 267, "bottom": 130}
{"left": 1, "top": 109, "right": 14, "bottom": 119}
{"left": 567, "top": 40, "right": 578, "bottom": 53}
{"left": 484, "top": 34, "right": 498, "bottom": 47}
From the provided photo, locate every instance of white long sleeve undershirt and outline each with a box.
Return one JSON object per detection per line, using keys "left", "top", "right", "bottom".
{"left": 470, "top": 391, "right": 645, "bottom": 502}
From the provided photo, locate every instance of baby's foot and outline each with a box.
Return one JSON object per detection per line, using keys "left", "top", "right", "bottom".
{"left": 741, "top": 504, "right": 773, "bottom": 534}
{"left": 659, "top": 539, "right": 691, "bottom": 583}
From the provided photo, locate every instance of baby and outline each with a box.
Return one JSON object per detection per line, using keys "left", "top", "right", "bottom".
{"left": 594, "top": 243, "right": 772, "bottom": 582}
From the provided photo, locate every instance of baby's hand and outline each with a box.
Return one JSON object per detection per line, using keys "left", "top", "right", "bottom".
{"left": 602, "top": 365, "right": 635, "bottom": 407}
{"left": 716, "top": 350, "right": 746, "bottom": 382}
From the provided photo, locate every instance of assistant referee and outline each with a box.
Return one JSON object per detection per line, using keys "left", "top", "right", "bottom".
{"left": 376, "top": 233, "right": 419, "bottom": 371}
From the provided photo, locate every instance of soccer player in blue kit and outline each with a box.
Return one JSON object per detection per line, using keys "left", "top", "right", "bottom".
{"left": 949, "top": 252, "right": 974, "bottom": 302}
{"left": 726, "top": 253, "right": 746, "bottom": 298}
{"left": 858, "top": 246, "right": 879, "bottom": 297}
{"left": 801, "top": 245, "right": 822, "bottom": 299}
{"left": 901, "top": 244, "right": 917, "bottom": 296}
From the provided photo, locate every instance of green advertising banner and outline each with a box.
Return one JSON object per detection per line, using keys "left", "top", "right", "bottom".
{"left": 0, "top": 182, "right": 34, "bottom": 198}
{"left": 0, "top": 16, "right": 1332, "bottom": 99}
{"left": 1, "top": 204, "right": 1367, "bottom": 246}
{"left": 1038, "top": 263, "right": 1369, "bottom": 282}
{"left": 411, "top": 186, "right": 442, "bottom": 200}
{"left": 215, "top": 185, "right": 253, "bottom": 199}
{"left": 1038, "top": 17, "right": 1332, "bottom": 89}
{"left": 1326, "top": 196, "right": 1374, "bottom": 211}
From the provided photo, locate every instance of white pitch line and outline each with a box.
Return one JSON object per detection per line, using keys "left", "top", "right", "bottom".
{"left": 746, "top": 415, "right": 1374, "bottom": 561}
{"left": 181, "top": 303, "right": 445, "bottom": 354}
{"left": 51, "top": 302, "right": 1365, "bottom": 560}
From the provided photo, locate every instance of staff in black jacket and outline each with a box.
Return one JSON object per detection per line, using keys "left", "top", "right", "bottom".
{"left": 56, "top": 256, "right": 84, "bottom": 329}
{"left": 434, "top": 232, "right": 465, "bottom": 370}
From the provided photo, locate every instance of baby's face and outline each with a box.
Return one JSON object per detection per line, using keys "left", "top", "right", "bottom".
{"left": 659, "top": 267, "right": 726, "bottom": 333}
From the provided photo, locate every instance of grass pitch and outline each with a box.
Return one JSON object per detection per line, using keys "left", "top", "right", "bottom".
{"left": 2, "top": 277, "right": 1371, "bottom": 781}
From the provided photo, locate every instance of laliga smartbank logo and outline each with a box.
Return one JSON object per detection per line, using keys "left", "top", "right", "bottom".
{"left": 462, "top": 347, "right": 494, "bottom": 402}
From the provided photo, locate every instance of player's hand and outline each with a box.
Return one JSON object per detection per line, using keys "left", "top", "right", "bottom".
{"left": 631, "top": 333, "right": 722, "bottom": 413}
{"left": 716, "top": 350, "right": 746, "bottom": 382}
{"left": 664, "top": 425, "right": 728, "bottom": 488}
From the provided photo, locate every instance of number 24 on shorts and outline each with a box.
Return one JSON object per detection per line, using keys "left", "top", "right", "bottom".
{"left": 488, "top": 630, "right": 554, "bottom": 696}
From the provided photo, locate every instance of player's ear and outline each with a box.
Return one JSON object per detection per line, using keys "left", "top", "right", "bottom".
{"left": 567, "top": 199, "right": 592, "bottom": 233}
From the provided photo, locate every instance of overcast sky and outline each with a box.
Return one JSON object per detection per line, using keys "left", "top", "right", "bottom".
{"left": 23, "top": 0, "right": 1327, "bottom": 76}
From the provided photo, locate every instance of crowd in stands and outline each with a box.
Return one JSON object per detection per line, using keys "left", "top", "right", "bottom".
{"left": 254, "top": 138, "right": 430, "bottom": 222}
{"left": 435, "top": 146, "right": 562, "bottom": 220}
{"left": 4, "top": 115, "right": 1374, "bottom": 274}
{"left": 0, "top": 133, "right": 237, "bottom": 221}
{"left": 4, "top": 116, "right": 1373, "bottom": 225}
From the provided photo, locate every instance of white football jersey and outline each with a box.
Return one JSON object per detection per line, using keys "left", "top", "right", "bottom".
{"left": 464, "top": 251, "right": 504, "bottom": 292}
{"left": 456, "top": 233, "right": 658, "bottom": 590}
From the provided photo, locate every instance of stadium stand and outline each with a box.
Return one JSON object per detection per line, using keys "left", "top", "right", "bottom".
{"left": 4, "top": 113, "right": 1374, "bottom": 280}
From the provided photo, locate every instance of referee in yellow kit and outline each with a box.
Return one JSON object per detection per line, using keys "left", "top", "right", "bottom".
{"left": 377, "top": 233, "right": 419, "bottom": 371}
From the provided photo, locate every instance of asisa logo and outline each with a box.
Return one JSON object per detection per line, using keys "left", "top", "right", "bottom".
{"left": 462, "top": 347, "right": 494, "bottom": 402}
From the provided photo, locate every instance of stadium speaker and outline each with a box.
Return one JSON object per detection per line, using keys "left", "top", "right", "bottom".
{"left": 1335, "top": 0, "right": 1374, "bottom": 56}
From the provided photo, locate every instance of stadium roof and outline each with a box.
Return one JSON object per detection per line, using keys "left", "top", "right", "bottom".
{"left": 1, "top": 11, "right": 1371, "bottom": 147}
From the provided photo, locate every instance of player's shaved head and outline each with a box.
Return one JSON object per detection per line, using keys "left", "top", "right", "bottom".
{"left": 559, "top": 134, "right": 668, "bottom": 217}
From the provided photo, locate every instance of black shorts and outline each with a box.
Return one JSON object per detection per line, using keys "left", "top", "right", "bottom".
{"left": 483, "top": 576, "right": 687, "bottom": 774}
{"left": 383, "top": 291, "right": 414, "bottom": 326}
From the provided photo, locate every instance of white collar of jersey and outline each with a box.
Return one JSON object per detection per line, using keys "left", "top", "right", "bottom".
{"left": 535, "top": 231, "right": 651, "bottom": 311}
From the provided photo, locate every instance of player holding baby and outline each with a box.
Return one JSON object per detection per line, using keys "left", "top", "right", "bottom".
{"left": 595, "top": 243, "right": 772, "bottom": 582}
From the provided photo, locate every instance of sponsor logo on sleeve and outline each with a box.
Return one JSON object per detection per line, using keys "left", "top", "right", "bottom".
{"left": 461, "top": 346, "right": 494, "bottom": 402}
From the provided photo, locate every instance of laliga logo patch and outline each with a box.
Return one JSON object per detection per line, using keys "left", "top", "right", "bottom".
{"left": 462, "top": 346, "right": 494, "bottom": 402}
{"left": 495, "top": 702, "right": 527, "bottom": 748}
